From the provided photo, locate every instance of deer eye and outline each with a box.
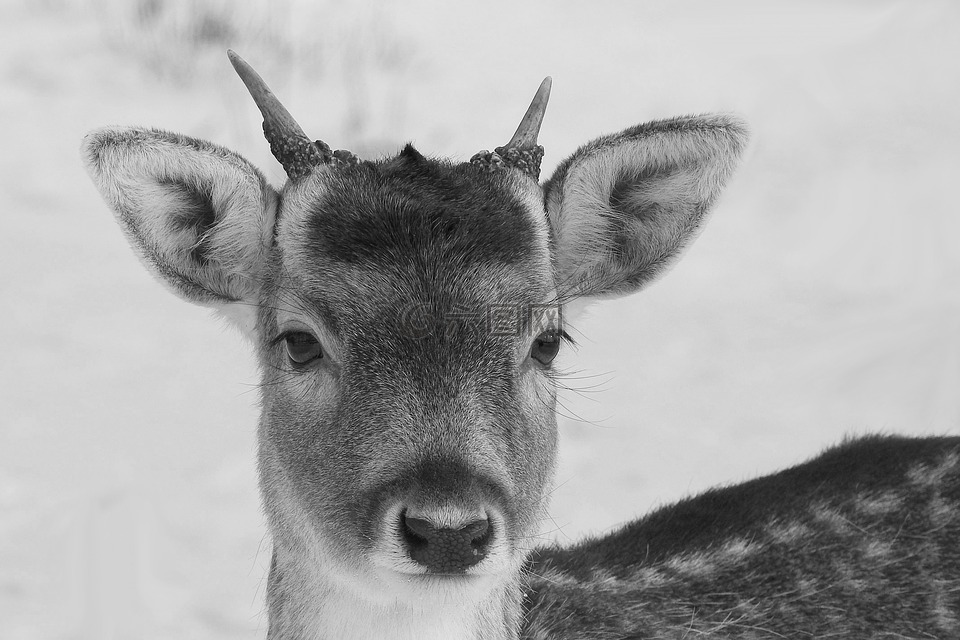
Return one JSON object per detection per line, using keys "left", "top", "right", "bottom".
{"left": 282, "top": 331, "right": 323, "bottom": 365}
{"left": 530, "top": 330, "right": 562, "bottom": 366}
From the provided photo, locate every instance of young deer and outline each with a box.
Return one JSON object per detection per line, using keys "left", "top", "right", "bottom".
{"left": 82, "top": 52, "right": 960, "bottom": 639}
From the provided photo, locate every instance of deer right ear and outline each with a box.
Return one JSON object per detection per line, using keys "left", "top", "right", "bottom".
{"left": 544, "top": 115, "right": 748, "bottom": 300}
{"left": 82, "top": 127, "right": 279, "bottom": 327}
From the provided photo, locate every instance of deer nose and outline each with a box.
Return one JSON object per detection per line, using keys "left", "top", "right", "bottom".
{"left": 400, "top": 511, "right": 492, "bottom": 573}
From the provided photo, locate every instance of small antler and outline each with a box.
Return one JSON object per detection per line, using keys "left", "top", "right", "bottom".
{"left": 505, "top": 76, "right": 552, "bottom": 150}
{"left": 471, "top": 77, "right": 552, "bottom": 180}
{"left": 229, "top": 50, "right": 359, "bottom": 179}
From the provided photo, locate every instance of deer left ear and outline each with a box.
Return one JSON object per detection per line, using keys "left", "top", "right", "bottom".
{"left": 82, "top": 127, "right": 279, "bottom": 327}
{"left": 544, "top": 115, "right": 748, "bottom": 300}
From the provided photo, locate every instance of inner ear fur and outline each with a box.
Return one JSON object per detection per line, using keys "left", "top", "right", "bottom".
{"left": 544, "top": 115, "right": 748, "bottom": 299}
{"left": 82, "top": 126, "right": 279, "bottom": 306}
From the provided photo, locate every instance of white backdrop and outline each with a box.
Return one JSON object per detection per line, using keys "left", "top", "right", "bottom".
{"left": 2, "top": 1, "right": 958, "bottom": 637}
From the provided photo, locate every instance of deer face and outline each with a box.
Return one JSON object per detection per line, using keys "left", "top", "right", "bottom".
{"left": 82, "top": 52, "right": 746, "bottom": 613}
{"left": 256, "top": 153, "right": 560, "bottom": 592}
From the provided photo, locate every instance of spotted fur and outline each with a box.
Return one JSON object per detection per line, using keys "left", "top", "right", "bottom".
{"left": 524, "top": 435, "right": 960, "bottom": 639}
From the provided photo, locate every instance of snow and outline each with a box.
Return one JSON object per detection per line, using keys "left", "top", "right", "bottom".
{"left": 1, "top": 0, "right": 958, "bottom": 637}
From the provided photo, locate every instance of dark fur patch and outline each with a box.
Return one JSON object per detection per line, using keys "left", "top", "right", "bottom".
{"left": 160, "top": 178, "right": 217, "bottom": 265}
{"left": 398, "top": 143, "right": 427, "bottom": 164}
{"left": 305, "top": 149, "right": 537, "bottom": 269}
{"left": 606, "top": 165, "right": 678, "bottom": 269}
{"left": 608, "top": 164, "right": 675, "bottom": 221}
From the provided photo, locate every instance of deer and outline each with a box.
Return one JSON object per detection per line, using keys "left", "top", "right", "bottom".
{"left": 81, "top": 51, "right": 960, "bottom": 639}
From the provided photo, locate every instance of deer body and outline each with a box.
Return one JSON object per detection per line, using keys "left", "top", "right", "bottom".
{"left": 525, "top": 435, "right": 960, "bottom": 638}
{"left": 82, "top": 52, "right": 960, "bottom": 639}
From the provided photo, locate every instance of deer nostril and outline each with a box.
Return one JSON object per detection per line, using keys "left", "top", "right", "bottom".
{"left": 462, "top": 517, "right": 489, "bottom": 542}
{"left": 400, "top": 512, "right": 492, "bottom": 573}
{"left": 403, "top": 515, "right": 435, "bottom": 542}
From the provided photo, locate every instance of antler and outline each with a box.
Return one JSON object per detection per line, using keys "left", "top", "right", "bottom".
{"left": 504, "top": 76, "right": 552, "bottom": 150}
{"left": 228, "top": 50, "right": 359, "bottom": 179}
{"left": 471, "top": 77, "right": 552, "bottom": 180}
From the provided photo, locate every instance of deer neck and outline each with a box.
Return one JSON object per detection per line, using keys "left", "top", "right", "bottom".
{"left": 265, "top": 546, "right": 524, "bottom": 640}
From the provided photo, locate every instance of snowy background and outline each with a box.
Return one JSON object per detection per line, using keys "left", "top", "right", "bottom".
{"left": 2, "top": 0, "right": 958, "bottom": 637}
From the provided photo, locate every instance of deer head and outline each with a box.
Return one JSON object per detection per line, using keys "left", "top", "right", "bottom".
{"left": 81, "top": 52, "right": 747, "bottom": 639}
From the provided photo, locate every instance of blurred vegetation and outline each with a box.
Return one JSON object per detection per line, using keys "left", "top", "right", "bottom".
{"left": 78, "top": 0, "right": 416, "bottom": 152}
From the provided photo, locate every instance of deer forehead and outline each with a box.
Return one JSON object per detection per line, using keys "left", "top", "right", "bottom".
{"left": 270, "top": 148, "right": 556, "bottom": 336}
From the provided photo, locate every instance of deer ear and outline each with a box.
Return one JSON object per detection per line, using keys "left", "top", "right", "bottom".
{"left": 82, "top": 127, "right": 278, "bottom": 319}
{"left": 544, "top": 115, "right": 748, "bottom": 300}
